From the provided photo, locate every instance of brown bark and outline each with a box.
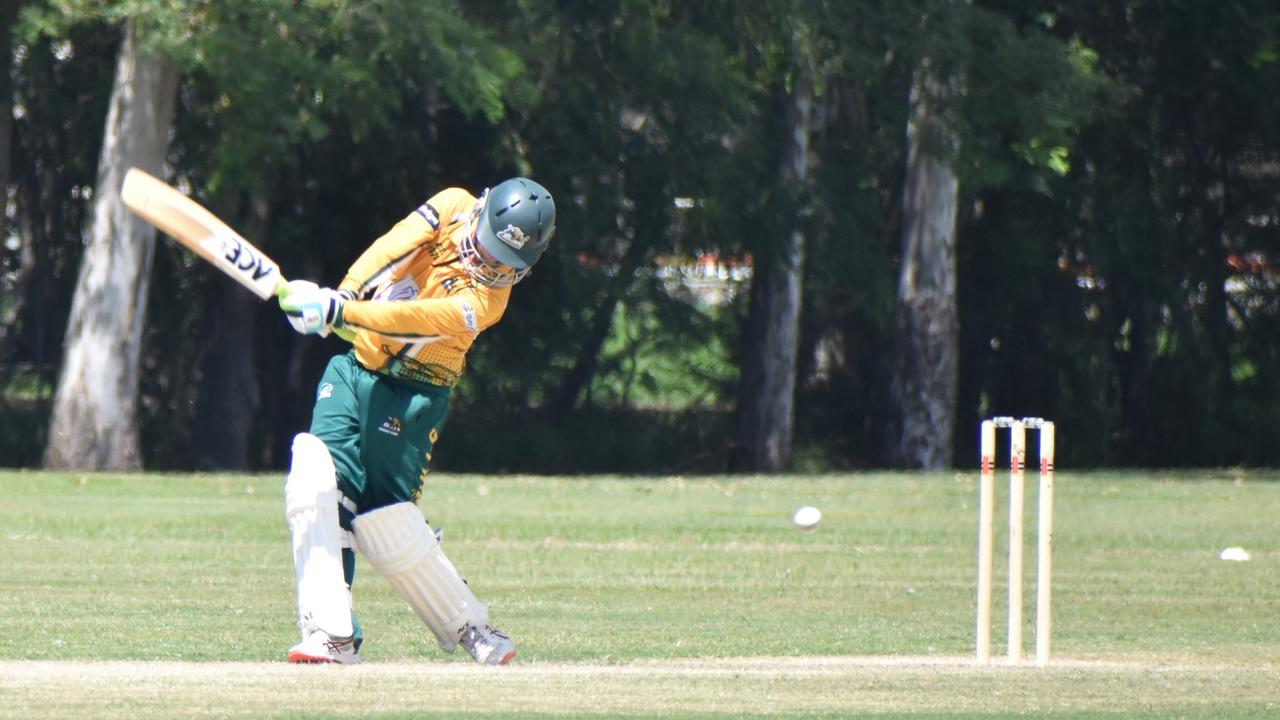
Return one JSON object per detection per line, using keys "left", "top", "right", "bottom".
{"left": 731, "top": 67, "right": 812, "bottom": 473}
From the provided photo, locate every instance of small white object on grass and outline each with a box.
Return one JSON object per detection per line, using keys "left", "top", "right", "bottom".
{"left": 792, "top": 505, "right": 822, "bottom": 532}
{"left": 1219, "top": 547, "right": 1250, "bottom": 562}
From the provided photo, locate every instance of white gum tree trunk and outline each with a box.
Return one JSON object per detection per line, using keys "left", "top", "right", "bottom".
{"left": 44, "top": 22, "right": 179, "bottom": 470}
{"left": 892, "top": 68, "right": 961, "bottom": 470}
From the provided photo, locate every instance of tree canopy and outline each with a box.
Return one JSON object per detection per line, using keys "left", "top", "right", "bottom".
{"left": 3, "top": 0, "right": 1279, "bottom": 471}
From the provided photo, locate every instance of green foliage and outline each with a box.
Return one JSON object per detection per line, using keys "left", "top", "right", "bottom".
{"left": 591, "top": 292, "right": 739, "bottom": 410}
{"left": 17, "top": 0, "right": 199, "bottom": 61}
{"left": 9, "top": 0, "right": 1280, "bottom": 472}
{"left": 954, "top": 7, "right": 1126, "bottom": 191}
{"left": 453, "top": 0, "right": 760, "bottom": 416}
{"left": 19, "top": 0, "right": 523, "bottom": 196}
{"left": 0, "top": 367, "right": 51, "bottom": 467}
{"left": 2, "top": 9, "right": 119, "bottom": 400}
{"left": 177, "top": 0, "right": 522, "bottom": 193}
{"left": 961, "top": 0, "right": 1280, "bottom": 467}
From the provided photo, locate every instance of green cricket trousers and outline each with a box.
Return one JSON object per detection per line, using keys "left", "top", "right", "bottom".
{"left": 307, "top": 350, "right": 451, "bottom": 619}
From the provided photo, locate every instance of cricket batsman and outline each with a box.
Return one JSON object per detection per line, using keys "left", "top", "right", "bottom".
{"left": 275, "top": 178, "right": 555, "bottom": 665}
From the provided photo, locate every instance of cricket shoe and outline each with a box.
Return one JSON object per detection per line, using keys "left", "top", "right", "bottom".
{"left": 288, "top": 629, "right": 361, "bottom": 664}
{"left": 460, "top": 623, "right": 516, "bottom": 666}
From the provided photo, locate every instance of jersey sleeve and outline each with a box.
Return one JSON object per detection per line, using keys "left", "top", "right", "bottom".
{"left": 337, "top": 188, "right": 475, "bottom": 297}
{"left": 340, "top": 286, "right": 510, "bottom": 341}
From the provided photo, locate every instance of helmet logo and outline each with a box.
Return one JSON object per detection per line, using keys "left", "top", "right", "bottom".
{"left": 496, "top": 224, "right": 530, "bottom": 249}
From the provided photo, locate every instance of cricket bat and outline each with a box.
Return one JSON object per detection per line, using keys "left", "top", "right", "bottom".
{"left": 121, "top": 167, "right": 353, "bottom": 341}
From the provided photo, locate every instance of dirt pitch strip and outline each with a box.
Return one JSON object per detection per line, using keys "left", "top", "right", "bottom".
{"left": 4, "top": 655, "right": 1279, "bottom": 718}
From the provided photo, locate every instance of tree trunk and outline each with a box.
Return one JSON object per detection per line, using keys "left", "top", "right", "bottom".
{"left": 0, "top": 1, "right": 15, "bottom": 229}
{"left": 891, "top": 69, "right": 961, "bottom": 470}
{"left": 43, "top": 22, "right": 179, "bottom": 471}
{"left": 731, "top": 68, "right": 812, "bottom": 473}
{"left": 0, "top": 0, "right": 17, "bottom": 354}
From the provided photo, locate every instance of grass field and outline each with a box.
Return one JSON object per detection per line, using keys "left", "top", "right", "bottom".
{"left": 2, "top": 468, "right": 1279, "bottom": 718}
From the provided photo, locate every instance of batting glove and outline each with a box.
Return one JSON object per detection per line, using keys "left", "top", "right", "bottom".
{"left": 278, "top": 280, "right": 345, "bottom": 337}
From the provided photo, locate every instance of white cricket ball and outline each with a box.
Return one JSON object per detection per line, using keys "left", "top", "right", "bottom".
{"left": 792, "top": 505, "right": 822, "bottom": 532}
{"left": 1219, "top": 547, "right": 1251, "bottom": 562}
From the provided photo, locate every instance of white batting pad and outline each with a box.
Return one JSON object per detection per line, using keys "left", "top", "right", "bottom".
{"left": 352, "top": 502, "right": 487, "bottom": 652}
{"left": 285, "top": 433, "right": 353, "bottom": 639}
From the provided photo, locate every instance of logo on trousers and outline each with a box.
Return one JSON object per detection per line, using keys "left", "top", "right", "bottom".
{"left": 378, "top": 417, "right": 402, "bottom": 437}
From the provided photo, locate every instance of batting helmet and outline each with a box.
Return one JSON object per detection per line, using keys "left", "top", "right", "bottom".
{"left": 461, "top": 177, "right": 556, "bottom": 287}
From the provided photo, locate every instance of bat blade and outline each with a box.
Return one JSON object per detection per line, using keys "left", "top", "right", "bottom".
{"left": 121, "top": 168, "right": 283, "bottom": 300}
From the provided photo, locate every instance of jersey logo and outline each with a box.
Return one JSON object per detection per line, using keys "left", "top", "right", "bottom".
{"left": 497, "top": 224, "right": 529, "bottom": 249}
{"left": 440, "top": 273, "right": 475, "bottom": 294}
{"left": 459, "top": 299, "right": 477, "bottom": 331}
{"left": 378, "top": 416, "right": 402, "bottom": 437}
{"left": 374, "top": 277, "right": 420, "bottom": 302}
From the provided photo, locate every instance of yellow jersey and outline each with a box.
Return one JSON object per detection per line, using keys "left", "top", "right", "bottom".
{"left": 337, "top": 188, "right": 511, "bottom": 387}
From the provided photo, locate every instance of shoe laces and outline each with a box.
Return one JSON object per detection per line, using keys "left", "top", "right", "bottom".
{"left": 461, "top": 624, "right": 508, "bottom": 663}
{"left": 323, "top": 634, "right": 356, "bottom": 654}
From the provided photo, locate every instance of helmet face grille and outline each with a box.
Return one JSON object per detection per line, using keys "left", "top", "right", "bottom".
{"left": 460, "top": 226, "right": 528, "bottom": 288}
